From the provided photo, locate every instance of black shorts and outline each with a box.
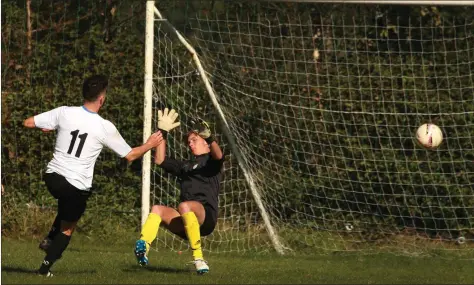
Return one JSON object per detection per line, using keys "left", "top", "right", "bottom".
{"left": 176, "top": 204, "right": 217, "bottom": 240}
{"left": 44, "top": 172, "right": 91, "bottom": 222}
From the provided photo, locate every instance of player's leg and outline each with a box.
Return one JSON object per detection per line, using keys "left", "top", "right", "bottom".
{"left": 38, "top": 219, "right": 78, "bottom": 275}
{"left": 39, "top": 210, "right": 61, "bottom": 252}
{"left": 38, "top": 181, "right": 90, "bottom": 276}
{"left": 193, "top": 205, "right": 218, "bottom": 273}
{"left": 39, "top": 173, "right": 62, "bottom": 253}
{"left": 152, "top": 205, "right": 189, "bottom": 237}
{"left": 199, "top": 205, "right": 217, "bottom": 238}
{"left": 177, "top": 201, "right": 209, "bottom": 274}
{"left": 135, "top": 205, "right": 181, "bottom": 266}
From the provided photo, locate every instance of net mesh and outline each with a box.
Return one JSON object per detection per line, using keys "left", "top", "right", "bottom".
{"left": 150, "top": 2, "right": 473, "bottom": 256}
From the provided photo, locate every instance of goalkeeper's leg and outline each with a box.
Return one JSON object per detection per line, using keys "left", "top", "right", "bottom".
{"left": 135, "top": 205, "right": 181, "bottom": 266}
{"left": 178, "top": 201, "right": 210, "bottom": 274}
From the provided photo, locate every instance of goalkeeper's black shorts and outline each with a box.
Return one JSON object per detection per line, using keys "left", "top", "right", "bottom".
{"left": 175, "top": 203, "right": 217, "bottom": 240}
{"left": 44, "top": 172, "right": 91, "bottom": 222}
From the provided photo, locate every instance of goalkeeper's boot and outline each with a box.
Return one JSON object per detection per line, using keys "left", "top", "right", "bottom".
{"left": 192, "top": 259, "right": 209, "bottom": 275}
{"left": 134, "top": 239, "right": 149, "bottom": 266}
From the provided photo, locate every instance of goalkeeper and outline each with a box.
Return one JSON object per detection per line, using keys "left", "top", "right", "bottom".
{"left": 134, "top": 108, "right": 224, "bottom": 274}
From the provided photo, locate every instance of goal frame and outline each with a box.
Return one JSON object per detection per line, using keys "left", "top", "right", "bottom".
{"left": 142, "top": 0, "right": 473, "bottom": 254}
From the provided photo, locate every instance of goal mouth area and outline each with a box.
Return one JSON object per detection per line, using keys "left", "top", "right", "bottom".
{"left": 143, "top": 1, "right": 474, "bottom": 255}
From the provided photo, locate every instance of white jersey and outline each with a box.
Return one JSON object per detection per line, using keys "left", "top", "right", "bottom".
{"left": 34, "top": 106, "right": 132, "bottom": 190}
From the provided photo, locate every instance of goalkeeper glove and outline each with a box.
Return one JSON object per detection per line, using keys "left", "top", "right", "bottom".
{"left": 191, "top": 118, "right": 216, "bottom": 145}
{"left": 157, "top": 108, "right": 181, "bottom": 138}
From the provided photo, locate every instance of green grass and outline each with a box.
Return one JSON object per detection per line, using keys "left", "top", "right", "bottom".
{"left": 2, "top": 236, "right": 474, "bottom": 284}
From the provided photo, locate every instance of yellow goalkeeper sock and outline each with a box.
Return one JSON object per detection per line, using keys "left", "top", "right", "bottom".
{"left": 182, "top": 212, "right": 203, "bottom": 260}
{"left": 140, "top": 213, "right": 161, "bottom": 249}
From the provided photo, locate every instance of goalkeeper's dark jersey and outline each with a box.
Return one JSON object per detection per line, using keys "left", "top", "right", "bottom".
{"left": 159, "top": 153, "right": 225, "bottom": 212}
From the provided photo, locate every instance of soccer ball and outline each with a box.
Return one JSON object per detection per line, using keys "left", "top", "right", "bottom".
{"left": 415, "top": 123, "right": 443, "bottom": 149}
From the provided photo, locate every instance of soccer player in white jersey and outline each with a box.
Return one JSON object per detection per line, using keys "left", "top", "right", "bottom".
{"left": 23, "top": 75, "right": 164, "bottom": 277}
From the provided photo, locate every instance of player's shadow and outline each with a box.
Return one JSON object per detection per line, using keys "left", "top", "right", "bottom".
{"left": 1, "top": 266, "right": 36, "bottom": 274}
{"left": 124, "top": 265, "right": 190, "bottom": 274}
{"left": 64, "top": 269, "right": 97, "bottom": 274}
{"left": 1, "top": 266, "right": 96, "bottom": 275}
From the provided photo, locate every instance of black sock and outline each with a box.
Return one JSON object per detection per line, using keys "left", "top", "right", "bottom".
{"left": 38, "top": 232, "right": 71, "bottom": 274}
{"left": 46, "top": 214, "right": 61, "bottom": 240}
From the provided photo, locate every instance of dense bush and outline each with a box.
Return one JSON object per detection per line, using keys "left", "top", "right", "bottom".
{"left": 2, "top": 1, "right": 472, "bottom": 244}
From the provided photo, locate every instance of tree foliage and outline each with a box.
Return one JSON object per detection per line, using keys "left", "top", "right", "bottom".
{"left": 2, "top": 0, "right": 473, "bottom": 241}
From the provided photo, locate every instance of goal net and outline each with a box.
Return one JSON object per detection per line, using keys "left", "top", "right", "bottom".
{"left": 148, "top": 1, "right": 473, "bottom": 256}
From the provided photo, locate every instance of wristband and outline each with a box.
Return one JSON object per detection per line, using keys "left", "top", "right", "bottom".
{"left": 205, "top": 135, "right": 216, "bottom": 145}
{"left": 158, "top": 129, "right": 168, "bottom": 140}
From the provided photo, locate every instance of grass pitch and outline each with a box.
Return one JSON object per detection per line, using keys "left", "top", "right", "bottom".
{"left": 2, "top": 236, "right": 473, "bottom": 284}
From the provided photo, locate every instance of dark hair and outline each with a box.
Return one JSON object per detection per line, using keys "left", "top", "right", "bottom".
{"left": 183, "top": 130, "right": 199, "bottom": 143}
{"left": 82, "top": 75, "right": 108, "bottom": 102}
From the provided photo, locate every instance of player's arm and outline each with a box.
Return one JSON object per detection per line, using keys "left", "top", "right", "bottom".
{"left": 209, "top": 141, "right": 223, "bottom": 160}
{"left": 154, "top": 108, "right": 180, "bottom": 166}
{"left": 23, "top": 107, "right": 63, "bottom": 131}
{"left": 154, "top": 108, "right": 183, "bottom": 175}
{"left": 103, "top": 120, "right": 163, "bottom": 163}
{"left": 154, "top": 131, "right": 166, "bottom": 165}
{"left": 208, "top": 140, "right": 225, "bottom": 175}
{"left": 154, "top": 133, "right": 188, "bottom": 176}
{"left": 124, "top": 132, "right": 163, "bottom": 162}
{"left": 153, "top": 130, "right": 193, "bottom": 177}
{"left": 24, "top": 116, "right": 53, "bottom": 132}
{"left": 192, "top": 118, "right": 223, "bottom": 160}
{"left": 156, "top": 154, "right": 186, "bottom": 177}
{"left": 23, "top": 117, "right": 36, "bottom": 128}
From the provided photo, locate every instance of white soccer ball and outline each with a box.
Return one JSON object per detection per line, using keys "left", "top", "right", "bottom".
{"left": 416, "top": 123, "right": 443, "bottom": 149}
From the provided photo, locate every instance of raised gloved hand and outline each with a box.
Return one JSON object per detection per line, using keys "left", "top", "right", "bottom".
{"left": 191, "top": 118, "right": 215, "bottom": 144}
{"left": 157, "top": 108, "right": 180, "bottom": 138}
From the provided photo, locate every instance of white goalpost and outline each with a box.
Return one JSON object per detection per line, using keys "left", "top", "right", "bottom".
{"left": 141, "top": 1, "right": 155, "bottom": 227}
{"left": 143, "top": 0, "right": 474, "bottom": 256}
{"left": 144, "top": 0, "right": 287, "bottom": 255}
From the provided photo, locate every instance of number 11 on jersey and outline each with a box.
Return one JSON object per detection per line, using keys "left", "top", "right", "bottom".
{"left": 67, "top": 130, "right": 88, "bottom": 158}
